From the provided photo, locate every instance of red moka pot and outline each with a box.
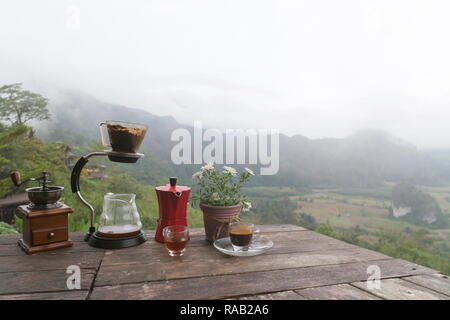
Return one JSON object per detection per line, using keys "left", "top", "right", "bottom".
{"left": 154, "top": 177, "right": 191, "bottom": 243}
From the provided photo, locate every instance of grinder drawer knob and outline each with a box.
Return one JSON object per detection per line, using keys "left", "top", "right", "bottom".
{"left": 48, "top": 232, "right": 55, "bottom": 239}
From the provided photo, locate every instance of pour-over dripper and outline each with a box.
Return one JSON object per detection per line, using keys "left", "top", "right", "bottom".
{"left": 98, "top": 193, "right": 142, "bottom": 238}
{"left": 100, "top": 121, "right": 148, "bottom": 154}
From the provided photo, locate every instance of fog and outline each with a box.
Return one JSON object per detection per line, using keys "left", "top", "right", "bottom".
{"left": 1, "top": 0, "right": 450, "bottom": 149}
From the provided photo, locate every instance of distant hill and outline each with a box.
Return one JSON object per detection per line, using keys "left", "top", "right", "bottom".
{"left": 390, "top": 182, "right": 448, "bottom": 228}
{"left": 276, "top": 130, "right": 444, "bottom": 187}
{"left": 36, "top": 89, "right": 449, "bottom": 188}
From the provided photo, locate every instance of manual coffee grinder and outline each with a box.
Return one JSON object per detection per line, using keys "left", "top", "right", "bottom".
{"left": 70, "top": 120, "right": 148, "bottom": 249}
{"left": 154, "top": 177, "right": 191, "bottom": 242}
{"left": 11, "top": 171, "right": 73, "bottom": 254}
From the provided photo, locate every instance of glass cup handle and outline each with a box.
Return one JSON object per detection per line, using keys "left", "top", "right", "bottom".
{"left": 252, "top": 227, "right": 261, "bottom": 240}
{"left": 99, "top": 122, "right": 110, "bottom": 147}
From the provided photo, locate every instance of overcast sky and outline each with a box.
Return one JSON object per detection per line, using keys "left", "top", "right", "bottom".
{"left": 1, "top": 0, "right": 450, "bottom": 148}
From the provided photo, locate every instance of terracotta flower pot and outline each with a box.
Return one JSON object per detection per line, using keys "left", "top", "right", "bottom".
{"left": 200, "top": 202, "right": 242, "bottom": 242}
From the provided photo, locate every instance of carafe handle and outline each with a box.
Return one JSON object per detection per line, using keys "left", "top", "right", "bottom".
{"left": 99, "top": 122, "right": 111, "bottom": 147}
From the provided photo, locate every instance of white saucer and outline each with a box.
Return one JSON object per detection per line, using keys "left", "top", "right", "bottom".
{"left": 213, "top": 237, "right": 273, "bottom": 257}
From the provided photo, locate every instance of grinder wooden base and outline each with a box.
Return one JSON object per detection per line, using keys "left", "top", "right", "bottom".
{"left": 18, "top": 238, "right": 73, "bottom": 254}
{"left": 15, "top": 204, "right": 73, "bottom": 255}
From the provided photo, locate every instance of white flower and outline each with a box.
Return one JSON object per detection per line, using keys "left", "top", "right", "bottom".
{"left": 212, "top": 192, "right": 220, "bottom": 201}
{"left": 245, "top": 168, "right": 255, "bottom": 176}
{"left": 201, "top": 163, "right": 214, "bottom": 171}
{"left": 242, "top": 201, "right": 252, "bottom": 212}
{"left": 192, "top": 171, "right": 203, "bottom": 179}
{"left": 223, "top": 166, "right": 237, "bottom": 176}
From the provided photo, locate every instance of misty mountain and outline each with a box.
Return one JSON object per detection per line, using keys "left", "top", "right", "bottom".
{"left": 276, "top": 130, "right": 444, "bottom": 187}
{"left": 36, "top": 89, "right": 449, "bottom": 188}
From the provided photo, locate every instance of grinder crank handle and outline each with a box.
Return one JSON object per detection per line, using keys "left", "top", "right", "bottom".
{"left": 10, "top": 171, "right": 22, "bottom": 186}
{"left": 10, "top": 171, "right": 40, "bottom": 187}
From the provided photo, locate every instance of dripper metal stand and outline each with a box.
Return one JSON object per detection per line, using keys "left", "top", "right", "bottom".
{"left": 70, "top": 150, "right": 145, "bottom": 247}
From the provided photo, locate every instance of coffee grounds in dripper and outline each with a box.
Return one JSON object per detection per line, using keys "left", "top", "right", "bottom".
{"left": 107, "top": 124, "right": 146, "bottom": 153}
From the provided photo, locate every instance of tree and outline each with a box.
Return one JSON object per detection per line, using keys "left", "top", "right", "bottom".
{"left": 0, "top": 124, "right": 29, "bottom": 170}
{"left": 0, "top": 124, "right": 30, "bottom": 195}
{"left": 0, "top": 83, "right": 50, "bottom": 125}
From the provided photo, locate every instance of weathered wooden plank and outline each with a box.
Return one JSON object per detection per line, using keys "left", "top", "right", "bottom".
{"left": 0, "top": 225, "right": 306, "bottom": 249}
{"left": 8, "top": 228, "right": 304, "bottom": 258}
{"left": 0, "top": 251, "right": 104, "bottom": 273}
{"left": 96, "top": 261, "right": 167, "bottom": 286}
{"left": 0, "top": 290, "right": 89, "bottom": 300}
{"left": 68, "top": 232, "right": 93, "bottom": 242}
{"left": 99, "top": 230, "right": 357, "bottom": 267}
{"left": 90, "top": 259, "right": 434, "bottom": 300}
{"left": 143, "top": 225, "right": 305, "bottom": 240}
{"left": 141, "top": 228, "right": 312, "bottom": 250}
{"left": 105, "top": 235, "right": 210, "bottom": 253}
{"left": 145, "top": 225, "right": 304, "bottom": 243}
{"left": 0, "top": 226, "right": 308, "bottom": 255}
{"left": 100, "top": 241, "right": 220, "bottom": 267}
{"left": 0, "top": 240, "right": 105, "bottom": 257}
{"left": 295, "top": 284, "right": 380, "bottom": 300}
{"left": 251, "top": 230, "right": 337, "bottom": 244}
{"left": 0, "top": 233, "right": 20, "bottom": 245}
{"left": 1, "top": 225, "right": 445, "bottom": 300}
{"left": 262, "top": 239, "right": 355, "bottom": 256}
{"left": 235, "top": 291, "right": 305, "bottom": 300}
{"left": 0, "top": 243, "right": 26, "bottom": 256}
{"left": 352, "top": 278, "right": 449, "bottom": 300}
{"left": 95, "top": 247, "right": 390, "bottom": 286}
{"left": 184, "top": 225, "right": 305, "bottom": 234}
{"left": 0, "top": 269, "right": 96, "bottom": 295}
{"left": 253, "top": 224, "right": 307, "bottom": 232}
{"left": 401, "top": 274, "right": 450, "bottom": 297}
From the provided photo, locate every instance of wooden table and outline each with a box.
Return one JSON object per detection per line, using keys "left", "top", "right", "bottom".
{"left": 0, "top": 225, "right": 449, "bottom": 300}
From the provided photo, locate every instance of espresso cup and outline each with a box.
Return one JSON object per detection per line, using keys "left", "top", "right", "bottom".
{"left": 229, "top": 222, "right": 256, "bottom": 251}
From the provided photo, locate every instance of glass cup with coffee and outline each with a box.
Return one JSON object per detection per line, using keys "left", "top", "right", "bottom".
{"left": 229, "top": 221, "right": 258, "bottom": 251}
{"left": 100, "top": 120, "right": 148, "bottom": 154}
{"left": 163, "top": 225, "right": 189, "bottom": 256}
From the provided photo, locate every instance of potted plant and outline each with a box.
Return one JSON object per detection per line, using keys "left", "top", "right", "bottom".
{"left": 191, "top": 164, "right": 254, "bottom": 242}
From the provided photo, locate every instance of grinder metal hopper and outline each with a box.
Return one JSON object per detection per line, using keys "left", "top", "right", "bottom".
{"left": 11, "top": 171, "right": 64, "bottom": 210}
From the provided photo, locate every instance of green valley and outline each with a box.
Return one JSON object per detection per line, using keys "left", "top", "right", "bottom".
{"left": 241, "top": 185, "right": 450, "bottom": 275}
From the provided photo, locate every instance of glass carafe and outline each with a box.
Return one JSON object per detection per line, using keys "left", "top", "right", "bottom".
{"left": 98, "top": 193, "right": 142, "bottom": 237}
